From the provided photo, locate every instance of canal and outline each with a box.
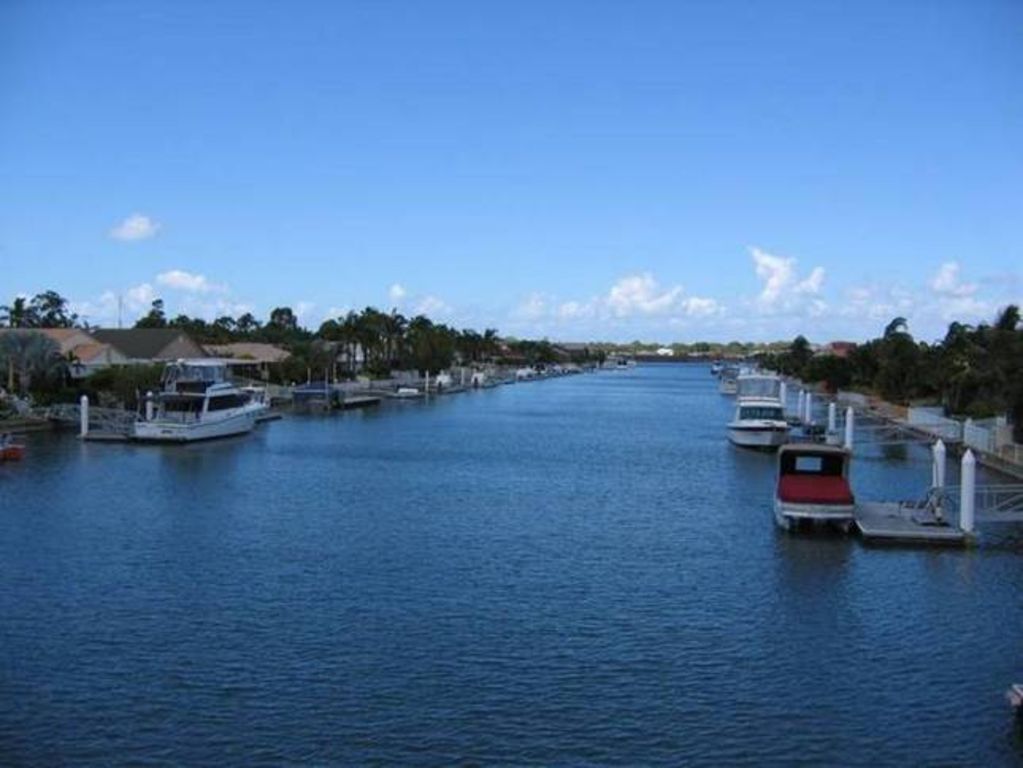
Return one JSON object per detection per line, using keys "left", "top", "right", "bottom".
{"left": 2, "top": 364, "right": 1022, "bottom": 764}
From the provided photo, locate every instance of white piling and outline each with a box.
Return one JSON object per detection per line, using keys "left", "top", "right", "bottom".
{"left": 797, "top": 390, "right": 805, "bottom": 424}
{"left": 779, "top": 381, "right": 788, "bottom": 415}
{"left": 145, "top": 391, "right": 154, "bottom": 421}
{"left": 827, "top": 402, "right": 837, "bottom": 434}
{"left": 425, "top": 370, "right": 430, "bottom": 394}
{"left": 932, "top": 440, "right": 947, "bottom": 490}
{"left": 79, "top": 394, "right": 89, "bottom": 437}
{"left": 843, "top": 406, "right": 854, "bottom": 451}
{"left": 959, "top": 450, "right": 976, "bottom": 535}
{"left": 805, "top": 392, "right": 814, "bottom": 426}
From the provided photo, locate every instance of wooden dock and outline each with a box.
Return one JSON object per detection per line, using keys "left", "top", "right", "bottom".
{"left": 854, "top": 501, "right": 967, "bottom": 546}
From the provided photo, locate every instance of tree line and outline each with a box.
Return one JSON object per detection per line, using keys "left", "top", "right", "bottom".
{"left": 1, "top": 290, "right": 604, "bottom": 405}
{"left": 761, "top": 306, "right": 1023, "bottom": 440}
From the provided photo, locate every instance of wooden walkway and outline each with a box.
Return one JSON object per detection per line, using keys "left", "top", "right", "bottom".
{"left": 854, "top": 501, "right": 967, "bottom": 546}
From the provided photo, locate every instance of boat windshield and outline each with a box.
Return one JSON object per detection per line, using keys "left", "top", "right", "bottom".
{"left": 740, "top": 406, "right": 784, "bottom": 421}
{"left": 780, "top": 451, "right": 846, "bottom": 477}
{"left": 162, "top": 362, "right": 228, "bottom": 391}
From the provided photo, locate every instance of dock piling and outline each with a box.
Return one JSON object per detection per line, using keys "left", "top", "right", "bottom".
{"left": 79, "top": 395, "right": 89, "bottom": 437}
{"left": 827, "top": 402, "right": 837, "bottom": 435}
{"left": 145, "top": 391, "right": 154, "bottom": 421}
{"left": 960, "top": 450, "right": 976, "bottom": 534}
{"left": 805, "top": 392, "right": 814, "bottom": 426}
{"left": 779, "top": 381, "right": 788, "bottom": 415}
{"left": 844, "top": 406, "right": 854, "bottom": 451}
{"left": 797, "top": 390, "right": 805, "bottom": 424}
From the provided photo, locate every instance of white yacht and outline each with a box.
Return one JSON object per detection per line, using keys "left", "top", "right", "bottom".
{"left": 727, "top": 398, "right": 789, "bottom": 449}
{"left": 133, "top": 360, "right": 263, "bottom": 442}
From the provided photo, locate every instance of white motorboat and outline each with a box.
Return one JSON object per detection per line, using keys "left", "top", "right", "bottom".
{"left": 727, "top": 398, "right": 789, "bottom": 449}
{"left": 133, "top": 360, "right": 263, "bottom": 442}
{"left": 774, "top": 443, "right": 855, "bottom": 531}
{"left": 393, "top": 387, "right": 423, "bottom": 399}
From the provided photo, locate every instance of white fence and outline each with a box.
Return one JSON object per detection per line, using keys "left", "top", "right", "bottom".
{"left": 907, "top": 406, "right": 963, "bottom": 442}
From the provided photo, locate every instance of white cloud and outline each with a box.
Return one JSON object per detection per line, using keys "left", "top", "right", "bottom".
{"left": 750, "top": 246, "right": 826, "bottom": 311}
{"left": 109, "top": 213, "right": 160, "bottom": 241}
{"left": 680, "top": 296, "right": 721, "bottom": 317}
{"left": 930, "top": 261, "right": 977, "bottom": 297}
{"left": 388, "top": 283, "right": 407, "bottom": 303}
{"left": 606, "top": 273, "right": 685, "bottom": 317}
{"left": 156, "top": 269, "right": 220, "bottom": 293}
{"left": 124, "top": 283, "right": 157, "bottom": 309}
{"left": 324, "top": 305, "right": 350, "bottom": 322}
{"left": 513, "top": 293, "right": 548, "bottom": 321}
{"left": 507, "top": 272, "right": 722, "bottom": 338}
{"left": 414, "top": 295, "right": 452, "bottom": 317}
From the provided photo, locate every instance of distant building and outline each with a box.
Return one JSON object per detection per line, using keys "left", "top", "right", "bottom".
{"left": 655, "top": 347, "right": 674, "bottom": 357}
{"left": 90, "top": 328, "right": 207, "bottom": 364}
{"left": 0, "top": 327, "right": 128, "bottom": 378}
{"left": 204, "top": 342, "right": 291, "bottom": 380}
{"left": 818, "top": 341, "right": 857, "bottom": 359}
{"left": 1, "top": 327, "right": 207, "bottom": 377}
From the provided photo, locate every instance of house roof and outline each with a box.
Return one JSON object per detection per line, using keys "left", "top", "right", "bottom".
{"left": 90, "top": 328, "right": 204, "bottom": 360}
{"left": 72, "top": 342, "right": 115, "bottom": 364}
{"left": 203, "top": 342, "right": 291, "bottom": 365}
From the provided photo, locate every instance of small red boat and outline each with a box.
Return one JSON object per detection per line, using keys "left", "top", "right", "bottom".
{"left": 0, "top": 443, "right": 26, "bottom": 462}
{"left": 774, "top": 443, "right": 855, "bottom": 531}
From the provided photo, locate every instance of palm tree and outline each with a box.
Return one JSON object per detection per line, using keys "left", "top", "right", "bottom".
{"left": 0, "top": 297, "right": 32, "bottom": 328}
{"left": 0, "top": 331, "right": 65, "bottom": 394}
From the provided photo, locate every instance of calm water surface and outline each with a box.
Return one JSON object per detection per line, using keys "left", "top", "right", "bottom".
{"left": 2, "top": 365, "right": 1022, "bottom": 765}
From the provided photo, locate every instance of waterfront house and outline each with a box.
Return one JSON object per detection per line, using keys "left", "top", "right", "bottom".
{"left": 203, "top": 342, "right": 291, "bottom": 381}
{"left": 90, "top": 328, "right": 207, "bottom": 364}
{"left": 0, "top": 327, "right": 129, "bottom": 379}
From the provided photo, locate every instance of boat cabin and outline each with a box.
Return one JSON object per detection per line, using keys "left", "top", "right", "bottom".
{"left": 160, "top": 359, "right": 230, "bottom": 394}
{"left": 776, "top": 443, "right": 854, "bottom": 507}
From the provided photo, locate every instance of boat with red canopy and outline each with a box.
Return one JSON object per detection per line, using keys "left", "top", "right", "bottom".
{"left": 774, "top": 443, "right": 855, "bottom": 531}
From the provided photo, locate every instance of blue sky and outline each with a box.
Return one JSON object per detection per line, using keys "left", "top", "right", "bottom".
{"left": 1, "top": 0, "right": 1021, "bottom": 342}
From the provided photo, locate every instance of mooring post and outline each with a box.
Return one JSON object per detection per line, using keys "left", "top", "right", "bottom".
{"left": 779, "top": 381, "right": 788, "bottom": 415}
{"left": 805, "top": 392, "right": 814, "bottom": 426}
{"left": 145, "top": 391, "right": 154, "bottom": 421}
{"left": 932, "top": 439, "right": 947, "bottom": 519}
{"left": 79, "top": 394, "right": 89, "bottom": 437}
{"left": 960, "top": 449, "right": 976, "bottom": 535}
{"left": 843, "top": 406, "right": 854, "bottom": 451}
{"left": 797, "top": 390, "right": 805, "bottom": 424}
{"left": 827, "top": 402, "right": 837, "bottom": 434}
{"left": 425, "top": 370, "right": 430, "bottom": 395}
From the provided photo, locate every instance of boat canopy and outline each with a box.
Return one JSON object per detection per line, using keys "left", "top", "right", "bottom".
{"left": 161, "top": 359, "right": 229, "bottom": 392}
{"left": 737, "top": 374, "right": 781, "bottom": 400}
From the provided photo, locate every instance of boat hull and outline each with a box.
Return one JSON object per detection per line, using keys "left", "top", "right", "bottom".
{"left": 0, "top": 445, "right": 25, "bottom": 461}
{"left": 133, "top": 410, "right": 257, "bottom": 442}
{"left": 774, "top": 498, "right": 855, "bottom": 532}
{"left": 727, "top": 425, "right": 789, "bottom": 450}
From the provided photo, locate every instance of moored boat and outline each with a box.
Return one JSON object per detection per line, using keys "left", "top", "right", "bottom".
{"left": 0, "top": 442, "right": 25, "bottom": 461}
{"left": 133, "top": 360, "right": 263, "bottom": 443}
{"left": 774, "top": 443, "right": 855, "bottom": 531}
{"left": 727, "top": 399, "right": 789, "bottom": 450}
